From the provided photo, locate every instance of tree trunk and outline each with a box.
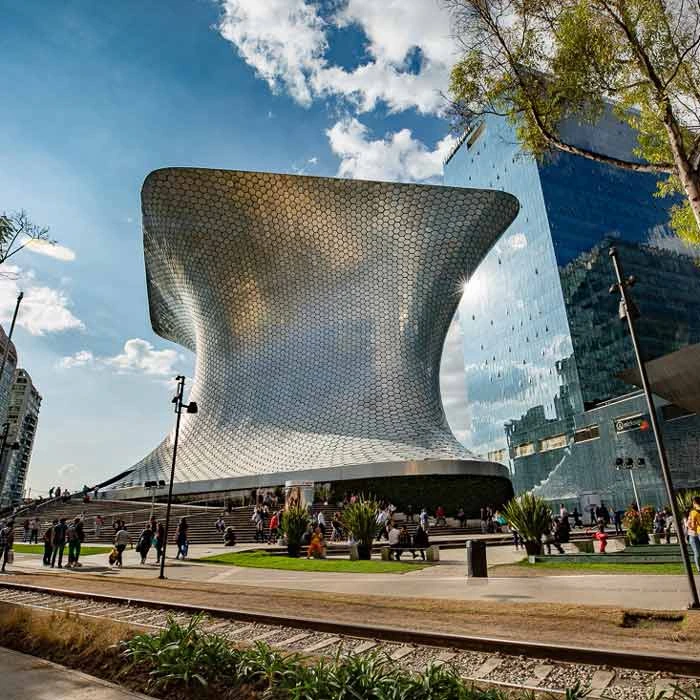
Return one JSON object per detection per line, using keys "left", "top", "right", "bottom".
{"left": 664, "top": 118, "right": 700, "bottom": 235}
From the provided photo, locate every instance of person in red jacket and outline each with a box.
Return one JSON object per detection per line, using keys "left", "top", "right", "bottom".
{"left": 589, "top": 522, "right": 608, "bottom": 553}
{"left": 268, "top": 511, "right": 280, "bottom": 544}
{"left": 435, "top": 505, "right": 447, "bottom": 526}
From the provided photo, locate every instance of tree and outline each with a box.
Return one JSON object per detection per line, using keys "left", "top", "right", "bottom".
{"left": 0, "top": 210, "right": 55, "bottom": 271}
{"left": 446, "top": 0, "right": 700, "bottom": 243}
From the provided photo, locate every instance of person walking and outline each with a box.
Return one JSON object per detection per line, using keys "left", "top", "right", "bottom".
{"left": 268, "top": 510, "right": 279, "bottom": 544}
{"left": 29, "top": 517, "right": 39, "bottom": 544}
{"left": 175, "top": 518, "right": 189, "bottom": 559}
{"left": 435, "top": 505, "right": 446, "bottom": 527}
{"left": 154, "top": 521, "right": 165, "bottom": 563}
{"left": 51, "top": 517, "right": 68, "bottom": 568}
{"left": 114, "top": 525, "right": 130, "bottom": 568}
{"left": 412, "top": 523, "right": 429, "bottom": 560}
{"left": 22, "top": 519, "right": 30, "bottom": 543}
{"left": 0, "top": 521, "right": 14, "bottom": 573}
{"left": 94, "top": 514, "right": 104, "bottom": 539}
{"left": 136, "top": 525, "right": 153, "bottom": 565}
{"left": 66, "top": 517, "right": 83, "bottom": 568}
{"left": 686, "top": 496, "right": 700, "bottom": 574}
{"left": 42, "top": 520, "right": 56, "bottom": 566}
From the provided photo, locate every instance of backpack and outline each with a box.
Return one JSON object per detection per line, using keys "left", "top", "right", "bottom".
{"left": 67, "top": 525, "right": 77, "bottom": 542}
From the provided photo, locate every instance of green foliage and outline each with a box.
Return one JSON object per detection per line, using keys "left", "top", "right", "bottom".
{"left": 200, "top": 549, "right": 427, "bottom": 573}
{"left": 281, "top": 505, "right": 310, "bottom": 551}
{"left": 447, "top": 0, "right": 700, "bottom": 243}
{"left": 121, "top": 615, "right": 590, "bottom": 698}
{"left": 624, "top": 507, "right": 653, "bottom": 545}
{"left": 340, "top": 495, "right": 378, "bottom": 549}
{"left": 121, "top": 613, "right": 237, "bottom": 691}
{"left": 503, "top": 493, "right": 551, "bottom": 549}
{"left": 676, "top": 490, "right": 700, "bottom": 515}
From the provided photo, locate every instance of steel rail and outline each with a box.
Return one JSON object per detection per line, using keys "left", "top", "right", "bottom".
{"left": 0, "top": 580, "right": 697, "bottom": 678}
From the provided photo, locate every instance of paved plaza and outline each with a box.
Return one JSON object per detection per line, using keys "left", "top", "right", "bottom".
{"left": 0, "top": 647, "right": 150, "bottom": 700}
{"left": 2, "top": 541, "right": 694, "bottom": 611}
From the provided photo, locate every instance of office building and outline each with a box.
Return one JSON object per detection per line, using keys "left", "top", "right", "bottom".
{"left": 0, "top": 368, "right": 42, "bottom": 507}
{"left": 443, "top": 112, "right": 700, "bottom": 509}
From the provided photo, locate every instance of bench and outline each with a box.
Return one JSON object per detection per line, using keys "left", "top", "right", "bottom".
{"left": 380, "top": 545, "right": 439, "bottom": 562}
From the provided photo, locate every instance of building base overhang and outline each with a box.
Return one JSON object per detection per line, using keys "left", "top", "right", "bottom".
{"left": 103, "top": 458, "right": 510, "bottom": 501}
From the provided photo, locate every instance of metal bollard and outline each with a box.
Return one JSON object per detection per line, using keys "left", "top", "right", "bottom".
{"left": 465, "top": 539, "right": 488, "bottom": 577}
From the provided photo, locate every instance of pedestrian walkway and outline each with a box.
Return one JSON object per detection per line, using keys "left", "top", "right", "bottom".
{"left": 0, "top": 646, "right": 151, "bottom": 700}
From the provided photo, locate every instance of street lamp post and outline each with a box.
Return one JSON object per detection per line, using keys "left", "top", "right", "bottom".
{"left": 615, "top": 457, "right": 642, "bottom": 513}
{"left": 609, "top": 246, "right": 700, "bottom": 609}
{"left": 159, "top": 376, "right": 198, "bottom": 580}
{"left": 0, "top": 292, "right": 23, "bottom": 387}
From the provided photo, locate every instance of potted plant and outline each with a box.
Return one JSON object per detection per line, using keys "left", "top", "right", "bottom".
{"left": 503, "top": 493, "right": 552, "bottom": 556}
{"left": 624, "top": 506, "right": 652, "bottom": 545}
{"left": 281, "top": 505, "right": 309, "bottom": 558}
{"left": 341, "top": 496, "right": 378, "bottom": 560}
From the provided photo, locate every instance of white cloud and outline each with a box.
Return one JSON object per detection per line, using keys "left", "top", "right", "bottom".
{"left": 216, "top": 0, "right": 453, "bottom": 115}
{"left": 57, "top": 463, "right": 78, "bottom": 477}
{"left": 0, "top": 265, "right": 84, "bottom": 336}
{"left": 24, "top": 239, "right": 76, "bottom": 262}
{"left": 327, "top": 118, "right": 458, "bottom": 182}
{"left": 307, "top": 156, "right": 318, "bottom": 165}
{"left": 102, "top": 338, "right": 181, "bottom": 377}
{"left": 58, "top": 338, "right": 183, "bottom": 378}
{"left": 58, "top": 350, "right": 94, "bottom": 369}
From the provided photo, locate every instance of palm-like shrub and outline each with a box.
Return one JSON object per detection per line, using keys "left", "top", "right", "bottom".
{"left": 281, "top": 506, "right": 309, "bottom": 557}
{"left": 503, "top": 493, "right": 552, "bottom": 555}
{"left": 677, "top": 490, "right": 699, "bottom": 515}
{"left": 341, "top": 496, "right": 378, "bottom": 560}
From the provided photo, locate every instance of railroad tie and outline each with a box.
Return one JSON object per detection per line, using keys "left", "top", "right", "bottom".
{"left": 389, "top": 645, "right": 415, "bottom": 661}
{"left": 433, "top": 650, "right": 458, "bottom": 667}
{"left": 346, "top": 640, "right": 378, "bottom": 656}
{"left": 224, "top": 624, "right": 256, "bottom": 638}
{"left": 587, "top": 670, "right": 616, "bottom": 697}
{"left": 272, "top": 632, "right": 311, "bottom": 648}
{"left": 252, "top": 628, "right": 284, "bottom": 642}
{"left": 301, "top": 636, "right": 342, "bottom": 654}
{"left": 522, "top": 663, "right": 553, "bottom": 687}
{"left": 473, "top": 657, "right": 503, "bottom": 679}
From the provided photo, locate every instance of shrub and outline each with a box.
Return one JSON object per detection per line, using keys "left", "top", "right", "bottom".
{"left": 503, "top": 493, "right": 552, "bottom": 555}
{"left": 677, "top": 490, "right": 699, "bottom": 515}
{"left": 624, "top": 507, "right": 652, "bottom": 545}
{"left": 341, "top": 496, "right": 378, "bottom": 560}
{"left": 121, "top": 613, "right": 237, "bottom": 691}
{"left": 281, "top": 505, "right": 310, "bottom": 557}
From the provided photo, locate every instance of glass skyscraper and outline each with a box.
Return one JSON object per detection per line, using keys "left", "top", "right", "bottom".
{"left": 444, "top": 112, "right": 700, "bottom": 509}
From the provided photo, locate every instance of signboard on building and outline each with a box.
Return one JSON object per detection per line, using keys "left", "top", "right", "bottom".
{"left": 614, "top": 413, "right": 651, "bottom": 434}
{"left": 284, "top": 480, "right": 314, "bottom": 510}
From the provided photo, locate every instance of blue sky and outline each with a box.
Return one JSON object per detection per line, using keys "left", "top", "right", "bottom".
{"left": 0, "top": 0, "right": 468, "bottom": 495}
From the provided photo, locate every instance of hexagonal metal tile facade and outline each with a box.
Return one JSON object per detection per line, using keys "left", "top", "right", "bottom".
{"left": 113, "top": 169, "right": 518, "bottom": 491}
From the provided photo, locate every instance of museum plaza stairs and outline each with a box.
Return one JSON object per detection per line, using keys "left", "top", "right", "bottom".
{"left": 10, "top": 498, "right": 485, "bottom": 546}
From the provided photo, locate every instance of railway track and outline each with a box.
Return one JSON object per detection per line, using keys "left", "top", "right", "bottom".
{"left": 0, "top": 581, "right": 696, "bottom": 698}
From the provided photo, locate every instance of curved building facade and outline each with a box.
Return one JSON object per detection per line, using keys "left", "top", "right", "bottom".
{"left": 108, "top": 169, "right": 517, "bottom": 508}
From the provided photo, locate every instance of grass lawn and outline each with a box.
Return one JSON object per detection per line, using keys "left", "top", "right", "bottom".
{"left": 13, "top": 544, "right": 111, "bottom": 556}
{"left": 515, "top": 558, "right": 687, "bottom": 575}
{"left": 200, "top": 549, "right": 430, "bottom": 574}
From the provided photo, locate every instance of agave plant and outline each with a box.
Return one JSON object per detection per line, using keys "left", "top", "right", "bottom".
{"left": 341, "top": 496, "right": 378, "bottom": 560}
{"left": 503, "top": 493, "right": 552, "bottom": 556}
{"left": 281, "top": 505, "right": 310, "bottom": 557}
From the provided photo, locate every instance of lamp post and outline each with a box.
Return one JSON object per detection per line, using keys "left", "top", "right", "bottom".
{"left": 615, "top": 457, "right": 642, "bottom": 513}
{"left": 609, "top": 246, "right": 700, "bottom": 609}
{"left": 0, "top": 292, "right": 23, "bottom": 387}
{"left": 159, "top": 376, "right": 198, "bottom": 580}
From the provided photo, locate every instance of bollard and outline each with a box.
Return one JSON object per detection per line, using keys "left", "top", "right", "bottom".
{"left": 466, "top": 539, "right": 488, "bottom": 577}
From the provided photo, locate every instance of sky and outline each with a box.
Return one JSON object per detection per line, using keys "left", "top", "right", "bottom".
{"left": 0, "top": 0, "right": 472, "bottom": 496}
